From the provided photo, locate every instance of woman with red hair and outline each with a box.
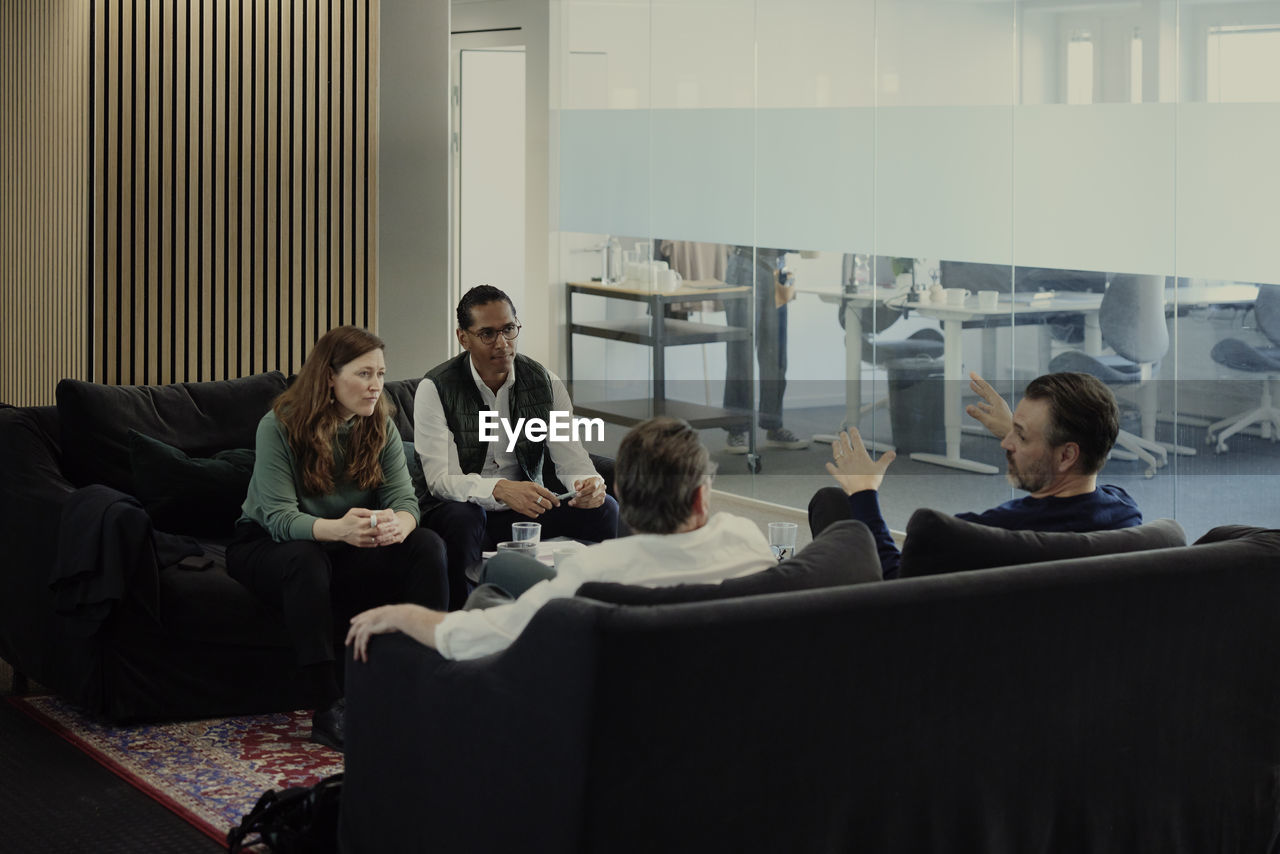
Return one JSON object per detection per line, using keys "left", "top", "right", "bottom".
{"left": 228, "top": 326, "right": 447, "bottom": 751}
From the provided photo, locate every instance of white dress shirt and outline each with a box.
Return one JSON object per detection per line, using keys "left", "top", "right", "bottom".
{"left": 414, "top": 356, "right": 600, "bottom": 510}
{"left": 434, "top": 512, "right": 775, "bottom": 660}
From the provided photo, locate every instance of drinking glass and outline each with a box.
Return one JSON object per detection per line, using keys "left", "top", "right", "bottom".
{"left": 512, "top": 521, "right": 542, "bottom": 545}
{"left": 768, "top": 522, "right": 798, "bottom": 562}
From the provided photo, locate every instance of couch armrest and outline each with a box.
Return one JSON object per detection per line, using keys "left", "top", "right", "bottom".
{"left": 340, "top": 598, "right": 604, "bottom": 854}
{"left": 0, "top": 406, "right": 75, "bottom": 555}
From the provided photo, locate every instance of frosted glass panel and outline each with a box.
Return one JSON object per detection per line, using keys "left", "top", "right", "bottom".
{"left": 875, "top": 107, "right": 1014, "bottom": 264}
{"left": 1177, "top": 103, "right": 1280, "bottom": 284}
{"left": 1013, "top": 104, "right": 1176, "bottom": 275}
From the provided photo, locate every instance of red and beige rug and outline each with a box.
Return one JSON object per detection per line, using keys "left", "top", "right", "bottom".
{"left": 9, "top": 694, "right": 344, "bottom": 847}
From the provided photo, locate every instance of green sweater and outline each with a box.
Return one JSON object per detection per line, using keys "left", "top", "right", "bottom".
{"left": 240, "top": 410, "right": 420, "bottom": 542}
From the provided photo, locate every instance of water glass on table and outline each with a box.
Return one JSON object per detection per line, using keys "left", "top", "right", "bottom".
{"left": 512, "top": 521, "right": 541, "bottom": 545}
{"left": 768, "top": 522, "right": 798, "bottom": 562}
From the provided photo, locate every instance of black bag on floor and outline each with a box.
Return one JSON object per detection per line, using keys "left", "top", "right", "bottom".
{"left": 227, "top": 772, "right": 343, "bottom": 853}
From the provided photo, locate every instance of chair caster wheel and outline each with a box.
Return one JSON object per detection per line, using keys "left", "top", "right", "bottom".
{"left": 1143, "top": 467, "right": 1156, "bottom": 479}
{"left": 747, "top": 455, "right": 762, "bottom": 474}
{"left": 1215, "top": 442, "right": 1229, "bottom": 454}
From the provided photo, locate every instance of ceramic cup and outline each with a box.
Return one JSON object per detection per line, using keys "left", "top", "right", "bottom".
{"left": 945, "top": 287, "right": 970, "bottom": 306}
{"left": 978, "top": 289, "right": 1000, "bottom": 311}
{"left": 658, "top": 269, "right": 683, "bottom": 292}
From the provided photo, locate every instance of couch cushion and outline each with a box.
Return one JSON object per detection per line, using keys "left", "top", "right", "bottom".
{"left": 56, "top": 372, "right": 286, "bottom": 494}
{"left": 898, "top": 509, "right": 1187, "bottom": 577}
{"left": 577, "top": 519, "right": 880, "bottom": 605}
{"left": 129, "top": 430, "right": 255, "bottom": 538}
{"left": 381, "top": 378, "right": 422, "bottom": 442}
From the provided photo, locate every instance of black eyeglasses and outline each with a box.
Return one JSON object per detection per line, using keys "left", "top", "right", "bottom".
{"left": 467, "top": 323, "right": 521, "bottom": 345}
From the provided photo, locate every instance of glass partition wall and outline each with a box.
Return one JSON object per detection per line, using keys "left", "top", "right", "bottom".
{"left": 550, "top": 0, "right": 1280, "bottom": 540}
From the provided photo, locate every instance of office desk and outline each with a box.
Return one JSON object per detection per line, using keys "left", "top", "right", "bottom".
{"left": 909, "top": 285, "right": 1258, "bottom": 472}
{"left": 908, "top": 293, "right": 1105, "bottom": 473}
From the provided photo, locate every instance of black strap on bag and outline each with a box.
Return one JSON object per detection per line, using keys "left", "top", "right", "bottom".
{"left": 227, "top": 772, "right": 343, "bottom": 854}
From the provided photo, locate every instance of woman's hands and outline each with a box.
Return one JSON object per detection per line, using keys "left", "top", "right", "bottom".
{"left": 315, "top": 508, "right": 415, "bottom": 547}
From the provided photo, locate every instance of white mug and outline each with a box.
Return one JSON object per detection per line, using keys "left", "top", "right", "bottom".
{"left": 658, "top": 269, "right": 683, "bottom": 292}
{"left": 945, "top": 287, "right": 970, "bottom": 306}
{"left": 978, "top": 289, "right": 1000, "bottom": 311}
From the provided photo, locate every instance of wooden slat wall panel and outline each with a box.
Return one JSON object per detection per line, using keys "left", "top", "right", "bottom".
{"left": 89, "top": 0, "right": 379, "bottom": 385}
{"left": 0, "top": 2, "right": 91, "bottom": 406}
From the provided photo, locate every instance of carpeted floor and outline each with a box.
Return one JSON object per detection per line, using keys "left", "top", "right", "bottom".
{"left": 0, "top": 660, "right": 225, "bottom": 853}
{"left": 0, "top": 658, "right": 344, "bottom": 853}
{"left": 9, "top": 694, "right": 344, "bottom": 845}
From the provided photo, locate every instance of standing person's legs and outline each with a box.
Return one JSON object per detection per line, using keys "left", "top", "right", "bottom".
{"left": 754, "top": 277, "right": 785, "bottom": 431}
{"left": 723, "top": 249, "right": 755, "bottom": 437}
{"left": 421, "top": 500, "right": 487, "bottom": 610}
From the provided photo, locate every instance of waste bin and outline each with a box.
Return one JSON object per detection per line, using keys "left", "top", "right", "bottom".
{"left": 886, "top": 356, "right": 945, "bottom": 455}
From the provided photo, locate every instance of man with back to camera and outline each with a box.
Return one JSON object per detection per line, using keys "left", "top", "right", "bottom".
{"left": 414, "top": 285, "right": 619, "bottom": 609}
{"left": 808, "top": 371, "right": 1143, "bottom": 579}
{"left": 347, "top": 416, "right": 778, "bottom": 661}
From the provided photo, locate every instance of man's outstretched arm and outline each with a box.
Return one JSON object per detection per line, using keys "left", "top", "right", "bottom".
{"left": 965, "top": 371, "right": 1013, "bottom": 440}
{"left": 826, "top": 429, "right": 902, "bottom": 579}
{"left": 346, "top": 604, "right": 446, "bottom": 661}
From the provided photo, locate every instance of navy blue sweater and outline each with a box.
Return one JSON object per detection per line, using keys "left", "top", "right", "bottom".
{"left": 849, "top": 484, "right": 1143, "bottom": 579}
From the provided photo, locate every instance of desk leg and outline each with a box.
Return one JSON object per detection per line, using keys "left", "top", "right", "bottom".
{"left": 1084, "top": 311, "right": 1102, "bottom": 356}
{"left": 910, "top": 317, "right": 999, "bottom": 474}
{"left": 652, "top": 298, "right": 665, "bottom": 417}
{"left": 816, "top": 301, "right": 863, "bottom": 445}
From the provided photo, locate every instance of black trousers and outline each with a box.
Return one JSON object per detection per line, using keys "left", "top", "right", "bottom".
{"left": 422, "top": 496, "right": 619, "bottom": 610}
{"left": 808, "top": 486, "right": 855, "bottom": 540}
{"left": 227, "top": 522, "right": 448, "bottom": 672}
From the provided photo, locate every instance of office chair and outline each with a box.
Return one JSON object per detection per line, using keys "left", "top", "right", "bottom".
{"left": 1205, "top": 284, "right": 1280, "bottom": 453}
{"left": 1049, "top": 273, "right": 1190, "bottom": 478}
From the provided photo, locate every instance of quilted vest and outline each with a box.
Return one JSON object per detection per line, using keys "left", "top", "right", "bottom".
{"left": 424, "top": 352, "right": 553, "bottom": 485}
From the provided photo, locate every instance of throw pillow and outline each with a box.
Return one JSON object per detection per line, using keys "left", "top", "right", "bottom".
{"left": 577, "top": 519, "right": 880, "bottom": 606}
{"left": 57, "top": 371, "right": 285, "bottom": 494}
{"left": 129, "top": 430, "right": 255, "bottom": 538}
{"left": 898, "top": 509, "right": 1187, "bottom": 578}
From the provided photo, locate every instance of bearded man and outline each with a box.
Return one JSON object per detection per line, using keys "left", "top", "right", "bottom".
{"left": 808, "top": 371, "right": 1142, "bottom": 578}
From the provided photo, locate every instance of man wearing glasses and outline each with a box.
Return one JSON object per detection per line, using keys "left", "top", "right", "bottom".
{"left": 415, "top": 285, "right": 619, "bottom": 608}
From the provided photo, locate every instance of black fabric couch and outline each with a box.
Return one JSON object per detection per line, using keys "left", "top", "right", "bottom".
{"left": 0, "top": 373, "right": 613, "bottom": 722}
{"left": 339, "top": 524, "right": 1280, "bottom": 854}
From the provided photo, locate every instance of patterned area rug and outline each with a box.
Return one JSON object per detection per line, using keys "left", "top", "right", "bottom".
{"left": 8, "top": 695, "right": 344, "bottom": 847}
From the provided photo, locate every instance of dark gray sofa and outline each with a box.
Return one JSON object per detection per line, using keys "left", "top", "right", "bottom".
{"left": 338, "top": 524, "right": 1280, "bottom": 854}
{"left": 0, "top": 372, "right": 613, "bottom": 722}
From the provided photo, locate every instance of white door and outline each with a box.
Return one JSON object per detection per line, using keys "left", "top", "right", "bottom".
{"left": 453, "top": 38, "right": 526, "bottom": 323}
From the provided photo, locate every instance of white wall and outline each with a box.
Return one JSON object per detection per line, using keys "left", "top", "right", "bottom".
{"left": 379, "top": 0, "right": 453, "bottom": 375}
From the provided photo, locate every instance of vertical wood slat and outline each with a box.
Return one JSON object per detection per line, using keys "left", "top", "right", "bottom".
{"left": 82, "top": 0, "right": 378, "bottom": 387}
{"left": 0, "top": 3, "right": 91, "bottom": 406}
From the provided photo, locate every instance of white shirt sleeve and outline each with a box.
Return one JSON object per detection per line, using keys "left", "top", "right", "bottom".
{"left": 413, "top": 376, "right": 505, "bottom": 510}
{"left": 434, "top": 572, "right": 579, "bottom": 660}
{"left": 545, "top": 370, "right": 601, "bottom": 490}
